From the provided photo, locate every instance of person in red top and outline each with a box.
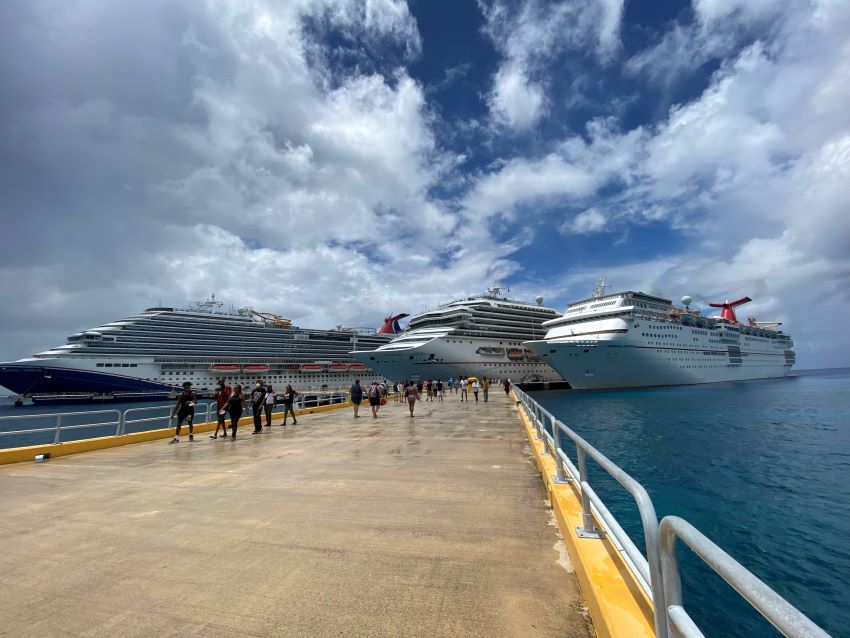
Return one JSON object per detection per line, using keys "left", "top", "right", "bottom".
{"left": 211, "top": 378, "right": 232, "bottom": 439}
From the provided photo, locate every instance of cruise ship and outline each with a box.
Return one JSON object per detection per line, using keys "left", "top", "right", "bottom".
{"left": 0, "top": 298, "right": 393, "bottom": 403}
{"left": 350, "top": 287, "right": 564, "bottom": 383}
{"left": 525, "top": 280, "right": 795, "bottom": 389}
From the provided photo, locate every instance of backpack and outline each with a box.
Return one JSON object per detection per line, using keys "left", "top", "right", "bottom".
{"left": 368, "top": 384, "right": 378, "bottom": 398}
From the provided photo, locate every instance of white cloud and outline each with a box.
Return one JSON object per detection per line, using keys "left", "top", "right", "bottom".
{"left": 481, "top": 0, "right": 625, "bottom": 130}
{"left": 489, "top": 63, "right": 545, "bottom": 130}
{"left": 560, "top": 208, "right": 607, "bottom": 235}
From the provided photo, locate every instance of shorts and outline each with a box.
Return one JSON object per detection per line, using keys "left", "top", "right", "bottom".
{"left": 177, "top": 409, "right": 194, "bottom": 425}
{"left": 351, "top": 397, "right": 362, "bottom": 405}
{"left": 368, "top": 396, "right": 380, "bottom": 406}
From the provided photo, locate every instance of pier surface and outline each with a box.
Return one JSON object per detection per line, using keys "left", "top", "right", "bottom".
{"left": 0, "top": 392, "right": 591, "bottom": 637}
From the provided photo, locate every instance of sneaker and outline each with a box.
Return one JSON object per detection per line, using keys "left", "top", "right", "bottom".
{"left": 169, "top": 437, "right": 179, "bottom": 444}
{"left": 189, "top": 434, "right": 194, "bottom": 442}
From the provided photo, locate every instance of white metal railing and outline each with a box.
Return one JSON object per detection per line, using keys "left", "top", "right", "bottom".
{"left": 0, "top": 391, "right": 354, "bottom": 448}
{"left": 0, "top": 410, "right": 122, "bottom": 444}
{"left": 512, "top": 385, "right": 830, "bottom": 638}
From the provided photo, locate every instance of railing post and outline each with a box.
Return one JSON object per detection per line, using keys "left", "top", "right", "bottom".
{"left": 54, "top": 415, "right": 62, "bottom": 444}
{"left": 575, "top": 447, "right": 603, "bottom": 538}
{"left": 116, "top": 409, "right": 124, "bottom": 436}
{"left": 552, "top": 422, "right": 568, "bottom": 483}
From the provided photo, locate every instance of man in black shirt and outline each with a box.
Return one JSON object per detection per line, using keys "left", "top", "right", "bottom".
{"left": 250, "top": 380, "right": 267, "bottom": 434}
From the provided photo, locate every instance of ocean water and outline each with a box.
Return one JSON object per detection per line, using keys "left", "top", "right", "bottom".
{"left": 531, "top": 369, "right": 850, "bottom": 638}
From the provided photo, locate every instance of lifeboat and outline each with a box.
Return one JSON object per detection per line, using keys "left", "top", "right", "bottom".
{"left": 350, "top": 364, "right": 367, "bottom": 370}
{"left": 476, "top": 346, "right": 505, "bottom": 356}
{"left": 211, "top": 364, "right": 241, "bottom": 371}
{"left": 506, "top": 348, "right": 525, "bottom": 361}
{"left": 301, "top": 364, "right": 325, "bottom": 371}
{"left": 243, "top": 364, "right": 269, "bottom": 372}
{"left": 328, "top": 364, "right": 350, "bottom": 371}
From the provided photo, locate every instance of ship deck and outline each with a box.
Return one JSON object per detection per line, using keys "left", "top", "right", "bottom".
{"left": 0, "top": 392, "right": 592, "bottom": 637}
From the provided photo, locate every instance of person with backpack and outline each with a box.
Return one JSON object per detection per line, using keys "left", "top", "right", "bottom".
{"left": 280, "top": 384, "right": 298, "bottom": 425}
{"left": 350, "top": 379, "right": 363, "bottom": 418}
{"left": 367, "top": 380, "right": 382, "bottom": 418}
{"left": 170, "top": 381, "right": 196, "bottom": 444}
{"left": 250, "top": 380, "right": 267, "bottom": 434}
{"left": 263, "top": 384, "right": 275, "bottom": 429}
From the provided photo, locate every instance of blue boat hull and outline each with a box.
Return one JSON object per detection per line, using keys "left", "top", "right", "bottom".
{"left": 0, "top": 364, "right": 175, "bottom": 397}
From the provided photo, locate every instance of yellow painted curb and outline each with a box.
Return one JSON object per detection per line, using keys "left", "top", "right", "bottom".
{"left": 513, "top": 394, "right": 655, "bottom": 638}
{"left": 0, "top": 400, "right": 356, "bottom": 466}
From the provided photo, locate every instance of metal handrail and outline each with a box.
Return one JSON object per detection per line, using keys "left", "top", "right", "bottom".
{"left": 513, "top": 385, "right": 667, "bottom": 638}
{"left": 0, "top": 409, "right": 122, "bottom": 444}
{"left": 659, "top": 516, "right": 830, "bottom": 638}
{"left": 121, "top": 403, "right": 212, "bottom": 435}
{"left": 514, "top": 386, "right": 830, "bottom": 638}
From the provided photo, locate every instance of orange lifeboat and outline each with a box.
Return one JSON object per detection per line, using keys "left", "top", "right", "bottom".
{"left": 211, "top": 364, "right": 241, "bottom": 371}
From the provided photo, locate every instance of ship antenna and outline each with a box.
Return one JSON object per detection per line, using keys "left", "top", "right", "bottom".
{"left": 592, "top": 275, "right": 609, "bottom": 298}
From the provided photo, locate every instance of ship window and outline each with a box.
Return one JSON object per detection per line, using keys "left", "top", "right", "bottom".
{"left": 97, "top": 363, "right": 104, "bottom": 367}
{"left": 105, "top": 363, "right": 113, "bottom": 367}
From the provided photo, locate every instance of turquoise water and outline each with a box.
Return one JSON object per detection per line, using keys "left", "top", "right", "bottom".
{"left": 531, "top": 369, "right": 850, "bottom": 637}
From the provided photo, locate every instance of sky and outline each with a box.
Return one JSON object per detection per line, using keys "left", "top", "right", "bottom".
{"left": 1, "top": 0, "right": 849, "bottom": 370}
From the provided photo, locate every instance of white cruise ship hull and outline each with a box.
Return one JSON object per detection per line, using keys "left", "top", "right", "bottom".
{"left": 352, "top": 334, "right": 561, "bottom": 383}
{"left": 526, "top": 339, "right": 792, "bottom": 390}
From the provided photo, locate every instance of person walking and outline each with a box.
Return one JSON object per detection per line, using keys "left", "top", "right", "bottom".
{"left": 503, "top": 378, "right": 511, "bottom": 396}
{"left": 350, "top": 379, "right": 363, "bottom": 418}
{"left": 211, "top": 378, "right": 231, "bottom": 439}
{"left": 459, "top": 377, "right": 468, "bottom": 402}
{"left": 447, "top": 377, "right": 454, "bottom": 394}
{"left": 404, "top": 382, "right": 421, "bottom": 417}
{"left": 250, "top": 380, "right": 267, "bottom": 434}
{"left": 481, "top": 377, "right": 490, "bottom": 402}
{"left": 435, "top": 379, "right": 444, "bottom": 402}
{"left": 263, "top": 384, "right": 275, "bottom": 430}
{"left": 396, "top": 381, "right": 404, "bottom": 403}
{"left": 227, "top": 384, "right": 246, "bottom": 439}
{"left": 280, "top": 384, "right": 298, "bottom": 426}
{"left": 367, "top": 380, "right": 382, "bottom": 418}
{"left": 471, "top": 379, "right": 480, "bottom": 402}
{"left": 423, "top": 379, "right": 431, "bottom": 401}
{"left": 170, "top": 381, "right": 196, "bottom": 444}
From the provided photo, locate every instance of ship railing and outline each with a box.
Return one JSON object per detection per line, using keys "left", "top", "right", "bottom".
{"left": 512, "top": 385, "right": 829, "bottom": 638}
{"left": 0, "top": 409, "right": 123, "bottom": 445}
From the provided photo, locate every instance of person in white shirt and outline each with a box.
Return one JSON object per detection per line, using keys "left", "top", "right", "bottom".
{"left": 459, "top": 377, "right": 468, "bottom": 402}
{"left": 471, "top": 380, "right": 480, "bottom": 402}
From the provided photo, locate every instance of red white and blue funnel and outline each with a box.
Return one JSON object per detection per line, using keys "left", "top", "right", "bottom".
{"left": 708, "top": 297, "right": 752, "bottom": 324}
{"left": 378, "top": 313, "right": 409, "bottom": 334}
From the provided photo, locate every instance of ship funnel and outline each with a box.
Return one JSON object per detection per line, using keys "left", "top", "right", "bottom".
{"left": 708, "top": 296, "right": 751, "bottom": 323}
{"left": 378, "top": 313, "right": 409, "bottom": 334}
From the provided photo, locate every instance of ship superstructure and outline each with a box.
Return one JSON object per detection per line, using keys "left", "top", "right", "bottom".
{"left": 0, "top": 299, "right": 393, "bottom": 401}
{"left": 525, "top": 281, "right": 795, "bottom": 389}
{"left": 350, "top": 287, "right": 564, "bottom": 383}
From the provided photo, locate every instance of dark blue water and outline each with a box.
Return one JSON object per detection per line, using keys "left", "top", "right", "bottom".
{"left": 532, "top": 369, "right": 850, "bottom": 637}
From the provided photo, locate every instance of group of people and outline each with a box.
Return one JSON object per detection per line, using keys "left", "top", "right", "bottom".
{"left": 349, "top": 377, "right": 513, "bottom": 419}
{"left": 169, "top": 378, "right": 300, "bottom": 444}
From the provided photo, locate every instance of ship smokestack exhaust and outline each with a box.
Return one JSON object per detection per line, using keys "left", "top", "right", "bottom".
{"left": 378, "top": 313, "right": 409, "bottom": 334}
{"left": 708, "top": 296, "right": 752, "bottom": 324}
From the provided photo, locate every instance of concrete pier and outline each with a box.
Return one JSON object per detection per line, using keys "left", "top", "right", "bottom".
{"left": 0, "top": 391, "right": 592, "bottom": 637}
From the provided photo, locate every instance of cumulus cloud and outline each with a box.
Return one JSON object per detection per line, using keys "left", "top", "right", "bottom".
{"left": 481, "top": 0, "right": 625, "bottom": 129}
{"left": 560, "top": 208, "right": 607, "bottom": 235}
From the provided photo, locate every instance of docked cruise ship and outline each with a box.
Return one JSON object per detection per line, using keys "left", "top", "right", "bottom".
{"left": 525, "top": 280, "right": 795, "bottom": 389}
{"left": 350, "top": 288, "right": 564, "bottom": 383}
{"left": 0, "top": 299, "right": 393, "bottom": 402}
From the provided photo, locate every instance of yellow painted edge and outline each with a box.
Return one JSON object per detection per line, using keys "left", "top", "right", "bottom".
{"left": 0, "top": 400, "right": 356, "bottom": 466}
{"left": 513, "top": 394, "right": 655, "bottom": 638}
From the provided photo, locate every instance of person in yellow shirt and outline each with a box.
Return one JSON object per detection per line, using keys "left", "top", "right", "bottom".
{"left": 481, "top": 377, "right": 490, "bottom": 402}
